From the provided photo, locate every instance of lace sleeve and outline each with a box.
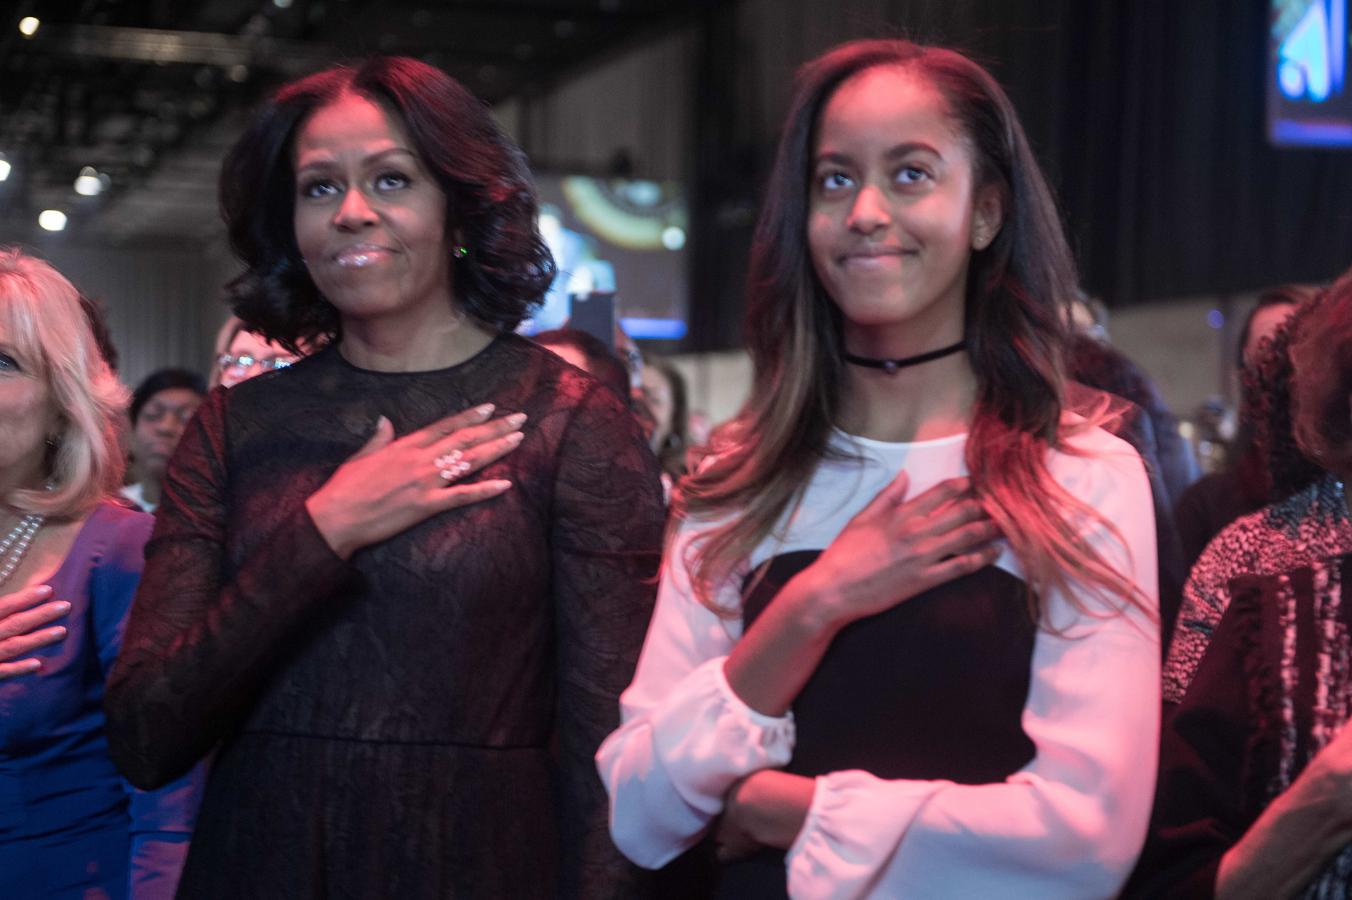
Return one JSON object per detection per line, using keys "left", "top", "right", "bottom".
{"left": 104, "top": 391, "right": 354, "bottom": 789}
{"left": 550, "top": 383, "right": 666, "bottom": 898}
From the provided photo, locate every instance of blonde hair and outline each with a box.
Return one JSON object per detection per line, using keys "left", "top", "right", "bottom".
{"left": 0, "top": 248, "right": 129, "bottom": 518}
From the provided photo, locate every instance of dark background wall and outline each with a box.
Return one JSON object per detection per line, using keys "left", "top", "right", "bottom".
{"left": 654, "top": 0, "right": 1352, "bottom": 351}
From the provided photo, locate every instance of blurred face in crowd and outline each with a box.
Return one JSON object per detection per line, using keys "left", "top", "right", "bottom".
{"left": 131, "top": 388, "right": 202, "bottom": 482}
{"left": 0, "top": 324, "right": 56, "bottom": 493}
{"left": 291, "top": 91, "right": 454, "bottom": 329}
{"left": 218, "top": 329, "right": 298, "bottom": 389}
{"left": 640, "top": 364, "right": 675, "bottom": 451}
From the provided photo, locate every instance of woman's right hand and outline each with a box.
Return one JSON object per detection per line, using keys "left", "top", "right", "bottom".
{"left": 305, "top": 403, "right": 524, "bottom": 560}
{"left": 794, "top": 473, "right": 1002, "bottom": 631}
{"left": 1217, "top": 713, "right": 1352, "bottom": 898}
{"left": 0, "top": 584, "right": 69, "bottom": 679}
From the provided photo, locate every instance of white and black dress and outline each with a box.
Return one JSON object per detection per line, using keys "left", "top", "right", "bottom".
{"left": 598, "top": 424, "right": 1160, "bottom": 899}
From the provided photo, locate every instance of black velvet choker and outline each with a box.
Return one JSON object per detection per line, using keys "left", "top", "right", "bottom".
{"left": 843, "top": 339, "right": 967, "bottom": 373}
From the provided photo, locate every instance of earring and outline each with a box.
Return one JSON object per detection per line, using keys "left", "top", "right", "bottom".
{"left": 453, "top": 245, "right": 469, "bottom": 259}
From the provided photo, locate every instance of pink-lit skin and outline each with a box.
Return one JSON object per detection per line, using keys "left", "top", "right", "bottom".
{"left": 291, "top": 91, "right": 521, "bottom": 559}
{"left": 716, "top": 64, "right": 1004, "bottom": 857}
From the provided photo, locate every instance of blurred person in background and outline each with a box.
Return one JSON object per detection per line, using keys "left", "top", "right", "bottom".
{"left": 121, "top": 368, "right": 207, "bottom": 513}
{"left": 1066, "top": 335, "right": 1189, "bottom": 650}
{"left": 1164, "top": 289, "right": 1340, "bottom": 707}
{"left": 210, "top": 315, "right": 303, "bottom": 389}
{"left": 1069, "top": 293, "right": 1200, "bottom": 511}
{"left": 0, "top": 247, "right": 200, "bottom": 900}
{"left": 639, "top": 355, "right": 690, "bottom": 498}
{"left": 1128, "top": 271, "right": 1352, "bottom": 898}
{"left": 534, "top": 326, "right": 632, "bottom": 401}
{"left": 1173, "top": 285, "right": 1317, "bottom": 571}
{"left": 80, "top": 293, "right": 121, "bottom": 374}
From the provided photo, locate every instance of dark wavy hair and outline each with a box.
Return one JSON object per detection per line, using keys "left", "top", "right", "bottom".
{"left": 1224, "top": 284, "right": 1318, "bottom": 507}
{"left": 1290, "top": 271, "right": 1352, "bottom": 479}
{"left": 219, "top": 56, "right": 555, "bottom": 348}
{"left": 1241, "top": 292, "right": 1326, "bottom": 501}
{"left": 677, "top": 39, "right": 1145, "bottom": 621}
{"left": 1235, "top": 284, "right": 1318, "bottom": 369}
{"left": 130, "top": 368, "right": 207, "bottom": 424}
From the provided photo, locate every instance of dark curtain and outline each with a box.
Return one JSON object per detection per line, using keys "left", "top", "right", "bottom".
{"left": 685, "top": 0, "right": 1352, "bottom": 351}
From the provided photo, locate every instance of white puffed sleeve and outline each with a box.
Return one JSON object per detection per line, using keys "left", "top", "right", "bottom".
{"left": 596, "top": 518, "right": 796, "bottom": 868}
{"left": 785, "top": 434, "right": 1160, "bottom": 899}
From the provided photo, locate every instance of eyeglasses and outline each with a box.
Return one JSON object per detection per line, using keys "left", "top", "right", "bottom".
{"left": 216, "top": 352, "right": 295, "bottom": 373}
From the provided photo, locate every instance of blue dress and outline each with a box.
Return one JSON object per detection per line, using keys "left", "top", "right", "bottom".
{"left": 0, "top": 501, "right": 201, "bottom": 900}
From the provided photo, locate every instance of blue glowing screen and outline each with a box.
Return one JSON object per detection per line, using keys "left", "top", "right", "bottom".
{"left": 1269, "top": 0, "right": 1352, "bottom": 146}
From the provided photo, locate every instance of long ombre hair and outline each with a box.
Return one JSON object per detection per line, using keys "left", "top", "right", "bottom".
{"left": 675, "top": 40, "right": 1147, "bottom": 623}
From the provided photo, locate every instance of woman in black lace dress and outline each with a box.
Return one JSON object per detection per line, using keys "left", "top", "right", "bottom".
{"left": 104, "top": 57, "right": 664, "bottom": 898}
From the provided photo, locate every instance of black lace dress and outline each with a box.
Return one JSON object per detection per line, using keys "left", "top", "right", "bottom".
{"left": 105, "top": 335, "right": 664, "bottom": 899}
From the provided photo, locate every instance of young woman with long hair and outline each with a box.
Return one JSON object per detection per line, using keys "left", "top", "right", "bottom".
{"left": 597, "top": 39, "right": 1159, "bottom": 897}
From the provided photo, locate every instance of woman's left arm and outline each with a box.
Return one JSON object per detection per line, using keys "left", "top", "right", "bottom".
{"left": 550, "top": 383, "right": 667, "bottom": 899}
{"left": 736, "top": 439, "right": 1161, "bottom": 899}
{"left": 88, "top": 512, "right": 204, "bottom": 900}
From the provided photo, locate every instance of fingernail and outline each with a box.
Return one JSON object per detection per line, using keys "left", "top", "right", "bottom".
{"left": 507, "top": 431, "right": 525, "bottom": 445}
{"left": 475, "top": 403, "right": 495, "bottom": 418}
{"left": 51, "top": 626, "right": 67, "bottom": 637}
{"left": 490, "top": 479, "right": 513, "bottom": 490}
{"left": 33, "top": 585, "right": 52, "bottom": 596}
{"left": 506, "top": 412, "right": 527, "bottom": 427}
{"left": 54, "top": 601, "right": 71, "bottom": 614}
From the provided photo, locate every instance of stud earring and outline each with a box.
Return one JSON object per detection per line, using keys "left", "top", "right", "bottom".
{"left": 453, "top": 245, "right": 469, "bottom": 259}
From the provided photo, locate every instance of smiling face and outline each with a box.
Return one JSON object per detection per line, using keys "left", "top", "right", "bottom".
{"left": 0, "top": 325, "right": 57, "bottom": 494}
{"left": 292, "top": 91, "right": 454, "bottom": 328}
{"left": 808, "top": 64, "right": 1001, "bottom": 356}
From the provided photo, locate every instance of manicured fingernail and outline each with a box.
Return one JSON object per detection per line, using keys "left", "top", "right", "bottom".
{"left": 475, "top": 403, "right": 495, "bottom": 418}
{"left": 490, "top": 479, "right": 512, "bottom": 490}
{"left": 20, "top": 660, "right": 40, "bottom": 673}
{"left": 51, "top": 626, "right": 67, "bottom": 638}
{"left": 506, "top": 412, "right": 527, "bottom": 427}
{"left": 507, "top": 431, "right": 524, "bottom": 445}
{"left": 33, "top": 585, "right": 52, "bottom": 597}
{"left": 54, "top": 601, "right": 71, "bottom": 614}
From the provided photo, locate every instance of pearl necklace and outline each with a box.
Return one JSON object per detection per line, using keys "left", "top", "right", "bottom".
{"left": 0, "top": 511, "right": 44, "bottom": 588}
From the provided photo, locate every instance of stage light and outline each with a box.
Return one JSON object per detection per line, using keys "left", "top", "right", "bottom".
{"left": 661, "top": 226, "right": 686, "bottom": 250}
{"left": 0, "top": 157, "right": 10, "bottom": 182}
{"left": 74, "top": 167, "right": 103, "bottom": 196}
{"left": 18, "top": 17, "right": 39, "bottom": 37}
{"left": 38, "top": 210, "right": 67, "bottom": 232}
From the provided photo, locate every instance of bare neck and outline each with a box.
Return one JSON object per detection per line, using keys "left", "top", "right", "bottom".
{"left": 0, "top": 461, "right": 47, "bottom": 509}
{"left": 339, "top": 304, "right": 496, "bottom": 373}
{"left": 834, "top": 350, "right": 978, "bottom": 444}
